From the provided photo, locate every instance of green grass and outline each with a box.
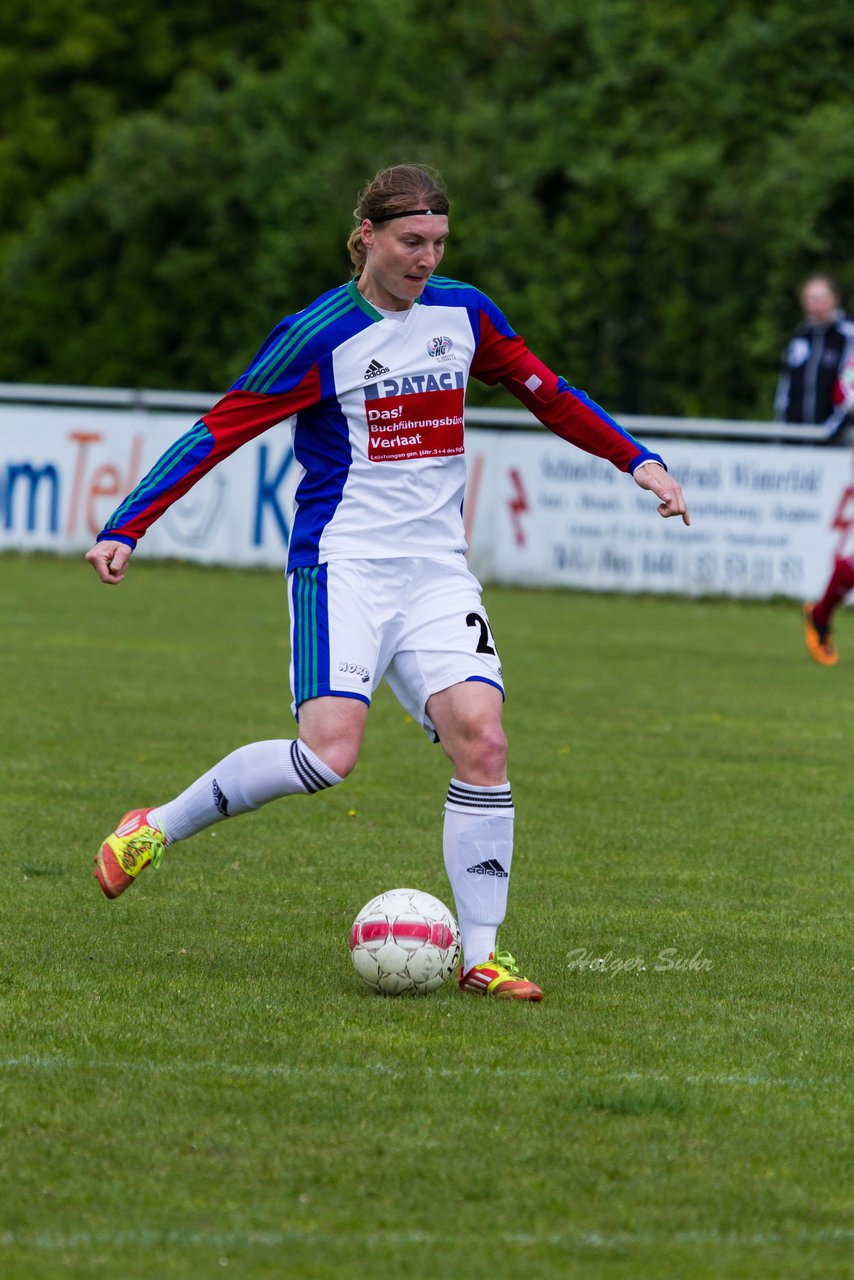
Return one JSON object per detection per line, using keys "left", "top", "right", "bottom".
{"left": 1, "top": 552, "right": 852, "bottom": 1279}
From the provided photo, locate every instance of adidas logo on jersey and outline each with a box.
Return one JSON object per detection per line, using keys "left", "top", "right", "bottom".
{"left": 466, "top": 858, "right": 509, "bottom": 878}
{"left": 364, "top": 359, "right": 390, "bottom": 380}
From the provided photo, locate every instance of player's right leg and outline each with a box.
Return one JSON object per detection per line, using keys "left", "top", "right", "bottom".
{"left": 95, "top": 809, "right": 167, "bottom": 899}
{"left": 94, "top": 707, "right": 366, "bottom": 898}
{"left": 94, "top": 562, "right": 378, "bottom": 898}
{"left": 93, "top": 718, "right": 360, "bottom": 898}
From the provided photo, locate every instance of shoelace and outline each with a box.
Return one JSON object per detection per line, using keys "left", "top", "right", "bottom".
{"left": 493, "top": 949, "right": 523, "bottom": 976}
{"left": 127, "top": 832, "right": 165, "bottom": 869}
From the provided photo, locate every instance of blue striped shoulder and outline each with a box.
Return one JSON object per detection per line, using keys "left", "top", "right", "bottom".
{"left": 233, "top": 282, "right": 375, "bottom": 396}
{"left": 421, "top": 276, "right": 517, "bottom": 339}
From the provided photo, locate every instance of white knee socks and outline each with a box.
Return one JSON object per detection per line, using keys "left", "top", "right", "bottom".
{"left": 147, "top": 751, "right": 512, "bottom": 972}
{"left": 149, "top": 739, "right": 341, "bottom": 842}
{"left": 442, "top": 778, "right": 514, "bottom": 970}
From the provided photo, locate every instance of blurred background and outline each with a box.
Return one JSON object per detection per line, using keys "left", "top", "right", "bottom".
{"left": 2, "top": 0, "right": 852, "bottom": 418}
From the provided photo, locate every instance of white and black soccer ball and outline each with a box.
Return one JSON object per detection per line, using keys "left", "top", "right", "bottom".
{"left": 349, "top": 888, "right": 461, "bottom": 995}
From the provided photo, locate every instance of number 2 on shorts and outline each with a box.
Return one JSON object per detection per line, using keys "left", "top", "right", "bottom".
{"left": 466, "top": 611, "right": 496, "bottom": 655}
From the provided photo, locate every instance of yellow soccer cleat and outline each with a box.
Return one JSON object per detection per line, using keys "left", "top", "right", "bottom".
{"left": 458, "top": 949, "right": 543, "bottom": 1001}
{"left": 803, "top": 603, "right": 838, "bottom": 666}
{"left": 94, "top": 808, "right": 166, "bottom": 899}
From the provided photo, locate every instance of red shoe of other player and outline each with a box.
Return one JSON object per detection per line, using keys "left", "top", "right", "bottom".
{"left": 803, "top": 603, "right": 838, "bottom": 666}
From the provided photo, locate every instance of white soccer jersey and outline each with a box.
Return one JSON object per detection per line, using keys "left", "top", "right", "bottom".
{"left": 99, "top": 277, "right": 664, "bottom": 569}
{"left": 304, "top": 293, "right": 472, "bottom": 562}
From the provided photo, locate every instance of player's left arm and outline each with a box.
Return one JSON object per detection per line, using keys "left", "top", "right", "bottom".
{"left": 631, "top": 459, "right": 690, "bottom": 525}
{"left": 470, "top": 303, "right": 690, "bottom": 524}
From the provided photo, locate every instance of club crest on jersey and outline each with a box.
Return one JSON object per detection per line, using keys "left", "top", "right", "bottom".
{"left": 427, "top": 335, "right": 453, "bottom": 358}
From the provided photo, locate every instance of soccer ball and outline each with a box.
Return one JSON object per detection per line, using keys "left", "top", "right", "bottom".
{"left": 349, "top": 888, "right": 461, "bottom": 995}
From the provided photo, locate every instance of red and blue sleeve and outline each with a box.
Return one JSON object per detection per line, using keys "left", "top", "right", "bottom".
{"left": 99, "top": 285, "right": 372, "bottom": 546}
{"left": 470, "top": 299, "right": 665, "bottom": 475}
{"left": 97, "top": 362, "right": 321, "bottom": 548}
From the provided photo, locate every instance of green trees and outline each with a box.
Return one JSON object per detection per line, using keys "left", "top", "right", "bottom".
{"left": 2, "top": 0, "right": 852, "bottom": 418}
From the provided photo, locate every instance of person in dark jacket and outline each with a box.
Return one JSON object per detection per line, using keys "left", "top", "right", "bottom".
{"left": 775, "top": 274, "right": 854, "bottom": 440}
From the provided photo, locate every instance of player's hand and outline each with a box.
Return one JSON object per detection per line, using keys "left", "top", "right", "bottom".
{"left": 633, "top": 462, "right": 690, "bottom": 526}
{"left": 86, "top": 540, "right": 133, "bottom": 583}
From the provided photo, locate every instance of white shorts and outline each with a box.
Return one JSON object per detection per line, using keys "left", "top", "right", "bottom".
{"left": 287, "top": 555, "right": 504, "bottom": 737}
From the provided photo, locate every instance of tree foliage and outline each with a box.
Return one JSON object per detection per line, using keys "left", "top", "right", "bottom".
{"left": 2, "top": 0, "right": 853, "bottom": 417}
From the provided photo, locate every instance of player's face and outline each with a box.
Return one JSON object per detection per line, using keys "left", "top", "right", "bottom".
{"left": 801, "top": 280, "right": 838, "bottom": 325}
{"left": 358, "top": 214, "right": 449, "bottom": 311}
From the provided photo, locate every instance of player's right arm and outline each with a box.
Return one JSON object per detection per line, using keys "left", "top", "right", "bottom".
{"left": 92, "top": 383, "right": 320, "bottom": 544}
{"left": 85, "top": 283, "right": 380, "bottom": 582}
{"left": 86, "top": 539, "right": 134, "bottom": 584}
{"left": 85, "top": 316, "right": 325, "bottom": 582}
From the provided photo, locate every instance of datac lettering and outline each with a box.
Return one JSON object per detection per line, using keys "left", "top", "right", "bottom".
{"left": 363, "top": 370, "right": 465, "bottom": 400}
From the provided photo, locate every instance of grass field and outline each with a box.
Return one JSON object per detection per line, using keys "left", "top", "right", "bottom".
{"left": 1, "top": 551, "right": 851, "bottom": 1279}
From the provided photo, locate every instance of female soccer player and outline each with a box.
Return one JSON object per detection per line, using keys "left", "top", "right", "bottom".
{"left": 86, "top": 164, "right": 690, "bottom": 1001}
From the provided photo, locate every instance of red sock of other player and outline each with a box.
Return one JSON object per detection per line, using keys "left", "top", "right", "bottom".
{"left": 813, "top": 556, "right": 854, "bottom": 629}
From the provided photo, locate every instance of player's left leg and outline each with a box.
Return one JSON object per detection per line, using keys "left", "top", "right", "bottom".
{"left": 384, "top": 556, "right": 541, "bottom": 1000}
{"left": 427, "top": 681, "right": 541, "bottom": 1001}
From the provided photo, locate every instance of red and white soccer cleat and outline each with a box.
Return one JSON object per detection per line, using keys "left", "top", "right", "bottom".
{"left": 459, "top": 950, "right": 542, "bottom": 1001}
{"left": 94, "top": 808, "right": 166, "bottom": 899}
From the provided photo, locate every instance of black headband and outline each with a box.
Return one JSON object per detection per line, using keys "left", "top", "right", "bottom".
{"left": 367, "top": 208, "right": 448, "bottom": 223}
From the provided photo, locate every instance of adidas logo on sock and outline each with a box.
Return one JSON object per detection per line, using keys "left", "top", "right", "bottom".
{"left": 364, "top": 358, "right": 390, "bottom": 380}
{"left": 466, "top": 858, "right": 509, "bottom": 878}
{"left": 212, "top": 778, "right": 229, "bottom": 816}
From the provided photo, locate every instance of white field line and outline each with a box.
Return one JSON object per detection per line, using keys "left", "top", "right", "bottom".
{"left": 0, "top": 1054, "right": 845, "bottom": 1089}
{"left": 0, "top": 1226, "right": 852, "bottom": 1253}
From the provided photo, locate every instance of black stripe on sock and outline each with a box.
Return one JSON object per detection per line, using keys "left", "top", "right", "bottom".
{"left": 446, "top": 783, "right": 513, "bottom": 809}
{"left": 291, "top": 741, "right": 331, "bottom": 794}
